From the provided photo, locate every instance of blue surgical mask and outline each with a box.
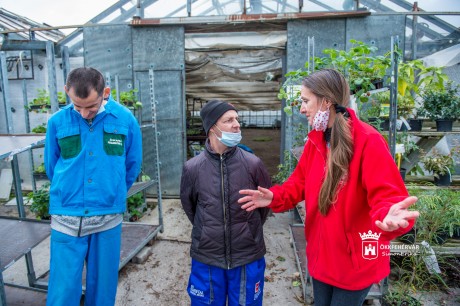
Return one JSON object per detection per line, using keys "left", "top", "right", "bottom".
{"left": 214, "top": 125, "right": 242, "bottom": 147}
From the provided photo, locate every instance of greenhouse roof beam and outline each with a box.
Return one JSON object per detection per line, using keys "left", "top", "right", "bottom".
{"left": 388, "top": 0, "right": 459, "bottom": 37}
{"left": 1, "top": 39, "right": 47, "bottom": 50}
{"left": 57, "top": 0, "right": 141, "bottom": 48}
{"left": 131, "top": 10, "right": 370, "bottom": 34}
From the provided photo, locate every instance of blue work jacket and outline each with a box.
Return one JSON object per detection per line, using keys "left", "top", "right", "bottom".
{"left": 44, "top": 97, "right": 142, "bottom": 216}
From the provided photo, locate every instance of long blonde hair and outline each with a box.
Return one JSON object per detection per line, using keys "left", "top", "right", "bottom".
{"left": 302, "top": 69, "right": 354, "bottom": 216}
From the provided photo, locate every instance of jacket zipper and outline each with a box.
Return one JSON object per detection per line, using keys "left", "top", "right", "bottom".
{"left": 220, "top": 155, "right": 230, "bottom": 269}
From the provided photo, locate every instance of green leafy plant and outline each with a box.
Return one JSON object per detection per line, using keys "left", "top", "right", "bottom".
{"left": 397, "top": 59, "right": 448, "bottom": 119}
{"left": 127, "top": 192, "right": 145, "bottom": 221}
{"left": 418, "top": 82, "right": 460, "bottom": 120}
{"left": 389, "top": 189, "right": 460, "bottom": 303}
{"left": 111, "top": 89, "right": 143, "bottom": 109}
{"left": 27, "top": 183, "right": 50, "bottom": 220}
{"left": 34, "top": 162, "right": 46, "bottom": 174}
{"left": 383, "top": 283, "right": 421, "bottom": 306}
{"left": 31, "top": 123, "right": 47, "bottom": 133}
{"left": 28, "top": 89, "right": 67, "bottom": 111}
{"left": 29, "top": 89, "right": 50, "bottom": 106}
{"left": 411, "top": 187, "right": 460, "bottom": 242}
{"left": 421, "top": 147, "right": 459, "bottom": 177}
{"left": 311, "top": 39, "right": 391, "bottom": 103}
{"left": 278, "top": 40, "right": 392, "bottom": 116}
{"left": 273, "top": 150, "right": 297, "bottom": 184}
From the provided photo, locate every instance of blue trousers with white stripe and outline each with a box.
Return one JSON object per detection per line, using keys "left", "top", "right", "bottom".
{"left": 187, "top": 257, "right": 265, "bottom": 306}
{"left": 46, "top": 224, "right": 122, "bottom": 306}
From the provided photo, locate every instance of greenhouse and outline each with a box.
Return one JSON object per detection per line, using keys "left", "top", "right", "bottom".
{"left": 0, "top": 0, "right": 459, "bottom": 305}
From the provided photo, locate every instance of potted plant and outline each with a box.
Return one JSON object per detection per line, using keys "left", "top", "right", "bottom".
{"left": 397, "top": 59, "right": 449, "bottom": 131}
{"left": 311, "top": 39, "right": 391, "bottom": 104}
{"left": 421, "top": 146, "right": 459, "bottom": 186}
{"left": 28, "top": 88, "right": 50, "bottom": 111}
{"left": 33, "top": 162, "right": 48, "bottom": 180}
{"left": 27, "top": 183, "right": 50, "bottom": 220}
{"left": 111, "top": 89, "right": 143, "bottom": 110}
{"left": 418, "top": 82, "right": 460, "bottom": 131}
{"left": 411, "top": 188, "right": 460, "bottom": 245}
{"left": 28, "top": 89, "right": 67, "bottom": 112}
{"left": 368, "top": 91, "right": 415, "bottom": 131}
{"left": 126, "top": 192, "right": 146, "bottom": 222}
{"left": 31, "top": 123, "right": 47, "bottom": 133}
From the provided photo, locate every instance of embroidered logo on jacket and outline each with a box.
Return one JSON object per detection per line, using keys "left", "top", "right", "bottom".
{"left": 107, "top": 138, "right": 123, "bottom": 146}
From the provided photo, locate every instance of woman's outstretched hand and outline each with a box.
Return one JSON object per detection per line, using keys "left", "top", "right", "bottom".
{"left": 376, "top": 196, "right": 420, "bottom": 232}
{"left": 238, "top": 186, "right": 273, "bottom": 211}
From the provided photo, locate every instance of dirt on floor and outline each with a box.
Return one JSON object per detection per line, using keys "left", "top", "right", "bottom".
{"left": 115, "top": 199, "right": 304, "bottom": 306}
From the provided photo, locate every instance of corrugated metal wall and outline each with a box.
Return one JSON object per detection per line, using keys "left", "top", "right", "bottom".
{"left": 83, "top": 25, "right": 185, "bottom": 196}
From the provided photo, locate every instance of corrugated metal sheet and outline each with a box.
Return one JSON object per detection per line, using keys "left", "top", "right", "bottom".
{"left": 83, "top": 24, "right": 134, "bottom": 84}
{"left": 133, "top": 26, "right": 185, "bottom": 197}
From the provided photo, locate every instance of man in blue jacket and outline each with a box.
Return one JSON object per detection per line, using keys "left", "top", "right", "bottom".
{"left": 44, "top": 67, "right": 142, "bottom": 306}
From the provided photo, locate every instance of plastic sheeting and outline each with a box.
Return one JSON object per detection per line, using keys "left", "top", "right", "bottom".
{"left": 185, "top": 31, "right": 285, "bottom": 110}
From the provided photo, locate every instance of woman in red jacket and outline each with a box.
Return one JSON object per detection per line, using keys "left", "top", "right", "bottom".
{"left": 239, "top": 69, "right": 419, "bottom": 306}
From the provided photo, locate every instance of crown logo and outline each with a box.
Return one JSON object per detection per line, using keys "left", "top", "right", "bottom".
{"left": 359, "top": 230, "right": 381, "bottom": 240}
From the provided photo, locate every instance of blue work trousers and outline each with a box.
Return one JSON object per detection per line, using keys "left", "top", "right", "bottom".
{"left": 46, "top": 224, "right": 122, "bottom": 306}
{"left": 188, "top": 257, "right": 265, "bottom": 306}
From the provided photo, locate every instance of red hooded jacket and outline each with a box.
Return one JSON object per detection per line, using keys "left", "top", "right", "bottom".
{"left": 269, "top": 109, "right": 414, "bottom": 290}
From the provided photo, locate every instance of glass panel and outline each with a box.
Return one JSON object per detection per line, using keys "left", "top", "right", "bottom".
{"left": 192, "top": 0, "right": 244, "bottom": 16}
{"left": 355, "top": 0, "right": 458, "bottom": 13}
{"left": 245, "top": 0, "right": 299, "bottom": 14}
{"left": 405, "top": 14, "right": 460, "bottom": 60}
{"left": 144, "top": 0, "right": 188, "bottom": 18}
{"left": 301, "top": 0, "right": 359, "bottom": 12}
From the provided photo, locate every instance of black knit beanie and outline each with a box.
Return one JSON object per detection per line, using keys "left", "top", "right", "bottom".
{"left": 200, "top": 100, "right": 237, "bottom": 135}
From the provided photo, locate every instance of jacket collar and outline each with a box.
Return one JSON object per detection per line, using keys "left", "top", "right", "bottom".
{"left": 205, "top": 139, "right": 238, "bottom": 160}
{"left": 65, "top": 96, "right": 120, "bottom": 125}
{"left": 102, "top": 96, "right": 121, "bottom": 118}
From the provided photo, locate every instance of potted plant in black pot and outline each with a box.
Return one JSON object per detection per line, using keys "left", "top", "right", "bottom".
{"left": 421, "top": 147, "right": 459, "bottom": 186}
{"left": 28, "top": 89, "right": 67, "bottom": 112}
{"left": 419, "top": 82, "right": 460, "bottom": 132}
{"left": 397, "top": 59, "right": 449, "bottom": 131}
{"left": 33, "top": 162, "right": 48, "bottom": 180}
